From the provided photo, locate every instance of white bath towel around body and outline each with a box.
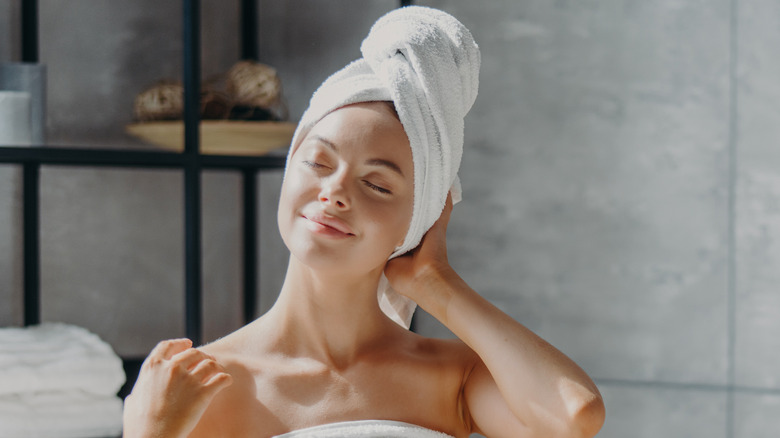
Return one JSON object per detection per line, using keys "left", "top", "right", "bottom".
{"left": 273, "top": 420, "right": 455, "bottom": 438}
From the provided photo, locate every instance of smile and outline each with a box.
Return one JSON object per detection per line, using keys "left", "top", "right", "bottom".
{"left": 302, "top": 213, "right": 355, "bottom": 238}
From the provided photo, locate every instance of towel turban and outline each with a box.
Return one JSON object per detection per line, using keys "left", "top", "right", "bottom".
{"left": 284, "top": 6, "right": 480, "bottom": 328}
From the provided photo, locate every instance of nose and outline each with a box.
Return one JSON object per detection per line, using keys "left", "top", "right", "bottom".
{"left": 318, "top": 174, "right": 350, "bottom": 210}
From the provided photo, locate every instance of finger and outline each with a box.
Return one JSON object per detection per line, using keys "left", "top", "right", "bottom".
{"left": 430, "top": 193, "right": 453, "bottom": 229}
{"left": 429, "top": 196, "right": 453, "bottom": 235}
{"left": 441, "top": 192, "right": 454, "bottom": 219}
{"left": 190, "top": 358, "right": 229, "bottom": 384}
{"left": 170, "top": 347, "right": 210, "bottom": 371}
{"left": 190, "top": 358, "right": 233, "bottom": 396}
{"left": 148, "top": 338, "right": 193, "bottom": 361}
{"left": 203, "top": 371, "right": 233, "bottom": 392}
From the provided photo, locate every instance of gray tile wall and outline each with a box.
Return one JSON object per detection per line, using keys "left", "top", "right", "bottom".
{"left": 736, "top": 0, "right": 780, "bottom": 393}
{"left": 1, "top": 0, "right": 779, "bottom": 436}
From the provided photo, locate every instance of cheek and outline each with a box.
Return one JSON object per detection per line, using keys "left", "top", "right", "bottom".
{"left": 277, "top": 173, "right": 309, "bottom": 237}
{"left": 277, "top": 180, "right": 293, "bottom": 244}
{"left": 280, "top": 166, "right": 316, "bottom": 207}
{"left": 278, "top": 175, "right": 298, "bottom": 216}
{"left": 365, "top": 198, "right": 413, "bottom": 249}
{"left": 393, "top": 205, "right": 414, "bottom": 247}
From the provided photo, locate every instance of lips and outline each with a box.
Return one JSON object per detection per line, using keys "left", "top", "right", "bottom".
{"left": 302, "top": 212, "right": 355, "bottom": 236}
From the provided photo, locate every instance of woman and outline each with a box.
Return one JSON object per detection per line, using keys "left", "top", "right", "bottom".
{"left": 123, "top": 7, "right": 605, "bottom": 438}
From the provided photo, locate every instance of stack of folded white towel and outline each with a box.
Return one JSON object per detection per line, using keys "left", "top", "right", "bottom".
{"left": 0, "top": 323, "right": 125, "bottom": 438}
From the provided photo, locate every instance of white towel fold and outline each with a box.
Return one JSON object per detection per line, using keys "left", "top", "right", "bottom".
{"left": 0, "top": 323, "right": 125, "bottom": 396}
{"left": 0, "top": 323, "right": 125, "bottom": 437}
{"left": 286, "top": 6, "right": 480, "bottom": 328}
{"left": 0, "top": 391, "right": 124, "bottom": 438}
{"left": 273, "top": 420, "right": 454, "bottom": 438}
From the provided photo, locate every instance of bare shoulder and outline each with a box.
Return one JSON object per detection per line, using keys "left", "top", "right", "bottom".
{"left": 189, "top": 326, "right": 274, "bottom": 437}
{"left": 197, "top": 324, "right": 247, "bottom": 356}
{"left": 376, "top": 332, "right": 480, "bottom": 435}
{"left": 196, "top": 320, "right": 271, "bottom": 368}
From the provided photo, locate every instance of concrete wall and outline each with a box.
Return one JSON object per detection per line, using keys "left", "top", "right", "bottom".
{"left": 2, "top": 0, "right": 780, "bottom": 436}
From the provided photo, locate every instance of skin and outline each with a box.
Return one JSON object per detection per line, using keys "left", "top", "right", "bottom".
{"left": 123, "top": 102, "right": 605, "bottom": 438}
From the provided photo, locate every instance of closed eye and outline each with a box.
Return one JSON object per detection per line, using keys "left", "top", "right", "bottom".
{"left": 363, "top": 180, "right": 392, "bottom": 195}
{"left": 302, "top": 160, "right": 328, "bottom": 169}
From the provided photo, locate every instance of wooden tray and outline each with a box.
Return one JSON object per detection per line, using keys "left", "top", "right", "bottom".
{"left": 125, "top": 120, "right": 296, "bottom": 155}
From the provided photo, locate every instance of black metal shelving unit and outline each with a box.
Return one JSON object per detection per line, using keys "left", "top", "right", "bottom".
{"left": 0, "top": 0, "right": 283, "bottom": 351}
{"left": 1, "top": 0, "right": 414, "bottom": 395}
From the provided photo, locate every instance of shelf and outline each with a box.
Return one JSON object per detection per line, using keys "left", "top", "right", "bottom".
{"left": 125, "top": 120, "right": 296, "bottom": 156}
{"left": 0, "top": 146, "right": 288, "bottom": 169}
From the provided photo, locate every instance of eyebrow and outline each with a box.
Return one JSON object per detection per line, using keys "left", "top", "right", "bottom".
{"left": 365, "top": 158, "right": 404, "bottom": 177}
{"left": 310, "top": 135, "right": 405, "bottom": 177}
{"left": 311, "top": 135, "right": 338, "bottom": 151}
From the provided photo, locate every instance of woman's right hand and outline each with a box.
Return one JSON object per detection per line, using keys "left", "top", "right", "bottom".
{"left": 122, "top": 338, "right": 233, "bottom": 438}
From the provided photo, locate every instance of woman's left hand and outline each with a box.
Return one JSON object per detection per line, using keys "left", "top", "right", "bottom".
{"left": 384, "top": 193, "right": 457, "bottom": 308}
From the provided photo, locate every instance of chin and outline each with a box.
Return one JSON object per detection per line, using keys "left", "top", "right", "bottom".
{"left": 288, "top": 241, "right": 389, "bottom": 276}
{"left": 281, "top": 221, "right": 396, "bottom": 275}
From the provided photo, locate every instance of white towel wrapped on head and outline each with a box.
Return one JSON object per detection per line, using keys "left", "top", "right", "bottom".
{"left": 286, "top": 6, "right": 480, "bottom": 328}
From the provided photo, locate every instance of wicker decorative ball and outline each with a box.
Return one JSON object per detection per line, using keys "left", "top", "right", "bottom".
{"left": 225, "top": 61, "right": 282, "bottom": 109}
{"left": 133, "top": 81, "right": 183, "bottom": 122}
{"left": 134, "top": 81, "right": 232, "bottom": 121}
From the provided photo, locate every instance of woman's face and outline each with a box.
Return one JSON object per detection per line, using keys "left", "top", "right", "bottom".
{"left": 278, "top": 102, "right": 414, "bottom": 275}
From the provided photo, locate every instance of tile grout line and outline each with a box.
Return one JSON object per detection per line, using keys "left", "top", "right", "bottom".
{"left": 726, "top": 0, "right": 740, "bottom": 436}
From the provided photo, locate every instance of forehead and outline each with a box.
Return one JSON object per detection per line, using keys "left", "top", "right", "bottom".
{"left": 300, "top": 103, "right": 413, "bottom": 169}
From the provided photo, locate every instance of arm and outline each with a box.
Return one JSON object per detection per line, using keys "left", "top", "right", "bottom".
{"left": 122, "top": 339, "right": 233, "bottom": 438}
{"left": 385, "top": 197, "right": 605, "bottom": 438}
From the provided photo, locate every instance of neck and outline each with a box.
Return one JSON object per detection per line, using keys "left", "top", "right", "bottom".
{"left": 264, "top": 256, "right": 400, "bottom": 368}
